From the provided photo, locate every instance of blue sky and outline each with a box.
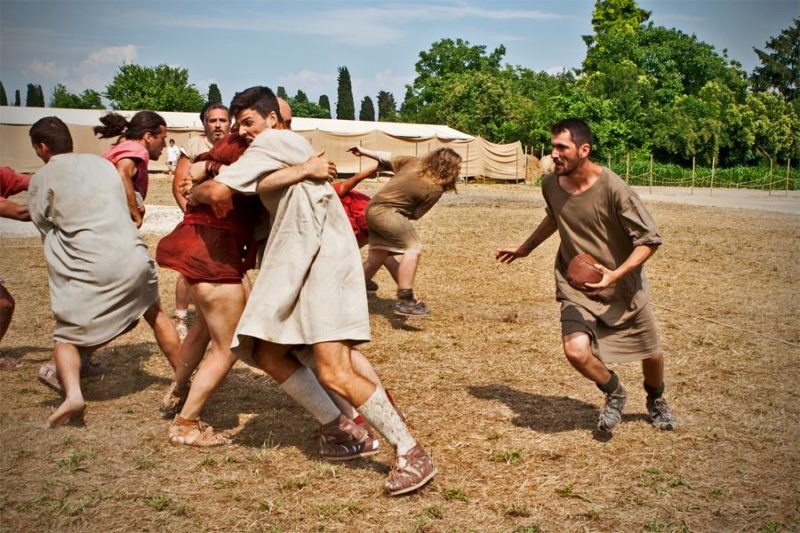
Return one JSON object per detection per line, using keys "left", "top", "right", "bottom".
{"left": 0, "top": 0, "right": 796, "bottom": 111}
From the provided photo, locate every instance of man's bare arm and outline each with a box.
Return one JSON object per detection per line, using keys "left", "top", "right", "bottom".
{"left": 585, "top": 244, "right": 658, "bottom": 291}
{"left": 172, "top": 157, "right": 192, "bottom": 212}
{"left": 115, "top": 158, "right": 143, "bottom": 227}
{"left": 495, "top": 214, "right": 558, "bottom": 264}
{"left": 255, "top": 151, "right": 337, "bottom": 194}
{"left": 336, "top": 164, "right": 378, "bottom": 197}
{"left": 0, "top": 200, "right": 30, "bottom": 221}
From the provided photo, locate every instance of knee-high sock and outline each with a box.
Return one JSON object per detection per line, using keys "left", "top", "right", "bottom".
{"left": 358, "top": 387, "right": 416, "bottom": 454}
{"left": 279, "top": 366, "right": 340, "bottom": 425}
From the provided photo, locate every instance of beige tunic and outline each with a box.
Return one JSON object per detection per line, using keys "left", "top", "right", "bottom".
{"left": 365, "top": 155, "right": 444, "bottom": 253}
{"left": 542, "top": 168, "right": 663, "bottom": 362}
{"left": 28, "top": 153, "right": 159, "bottom": 346}
{"left": 214, "top": 129, "right": 370, "bottom": 364}
{"left": 182, "top": 135, "right": 214, "bottom": 162}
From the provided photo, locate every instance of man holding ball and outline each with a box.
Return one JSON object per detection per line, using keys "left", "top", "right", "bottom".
{"left": 496, "top": 118, "right": 676, "bottom": 434}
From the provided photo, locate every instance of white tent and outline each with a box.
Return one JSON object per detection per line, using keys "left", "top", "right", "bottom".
{"left": 1, "top": 106, "right": 525, "bottom": 179}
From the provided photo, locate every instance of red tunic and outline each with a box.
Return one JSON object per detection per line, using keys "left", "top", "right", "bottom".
{"left": 333, "top": 182, "right": 370, "bottom": 240}
{"left": 156, "top": 133, "right": 264, "bottom": 284}
{"left": 0, "top": 166, "right": 30, "bottom": 200}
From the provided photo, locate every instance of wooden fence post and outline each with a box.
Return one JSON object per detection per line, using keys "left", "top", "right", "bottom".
{"left": 691, "top": 155, "right": 696, "bottom": 195}
{"left": 649, "top": 153, "right": 654, "bottom": 194}
{"left": 710, "top": 155, "right": 716, "bottom": 196}
{"left": 787, "top": 159, "right": 792, "bottom": 195}
{"left": 625, "top": 154, "right": 630, "bottom": 183}
{"left": 465, "top": 143, "right": 469, "bottom": 186}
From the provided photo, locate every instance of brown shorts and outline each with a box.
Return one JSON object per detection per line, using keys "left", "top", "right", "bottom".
{"left": 561, "top": 302, "right": 661, "bottom": 363}
{"left": 365, "top": 206, "right": 421, "bottom": 254}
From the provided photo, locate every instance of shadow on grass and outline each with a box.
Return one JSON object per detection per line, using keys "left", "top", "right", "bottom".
{"left": 200, "top": 367, "right": 389, "bottom": 475}
{"left": 468, "top": 383, "right": 648, "bottom": 434}
{"left": 367, "top": 293, "right": 425, "bottom": 332}
{"left": 78, "top": 342, "right": 171, "bottom": 402}
{"left": 0, "top": 345, "right": 52, "bottom": 362}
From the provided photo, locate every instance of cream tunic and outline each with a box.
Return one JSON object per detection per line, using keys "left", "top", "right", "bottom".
{"left": 214, "top": 129, "right": 370, "bottom": 364}
{"left": 28, "top": 153, "right": 158, "bottom": 346}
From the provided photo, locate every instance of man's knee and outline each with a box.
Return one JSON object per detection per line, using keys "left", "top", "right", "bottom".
{"left": 562, "top": 332, "right": 593, "bottom": 365}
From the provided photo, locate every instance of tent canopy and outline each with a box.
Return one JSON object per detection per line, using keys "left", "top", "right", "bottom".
{"left": 1, "top": 106, "right": 525, "bottom": 179}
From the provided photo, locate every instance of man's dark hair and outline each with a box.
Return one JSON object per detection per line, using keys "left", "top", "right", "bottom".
{"left": 200, "top": 102, "right": 229, "bottom": 123}
{"left": 94, "top": 110, "right": 166, "bottom": 142}
{"left": 229, "top": 86, "right": 282, "bottom": 123}
{"left": 551, "top": 118, "right": 593, "bottom": 150}
{"left": 29, "top": 116, "right": 73, "bottom": 154}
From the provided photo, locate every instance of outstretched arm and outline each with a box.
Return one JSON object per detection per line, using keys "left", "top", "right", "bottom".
{"left": 335, "top": 164, "right": 378, "bottom": 197}
{"left": 495, "top": 214, "right": 558, "bottom": 264}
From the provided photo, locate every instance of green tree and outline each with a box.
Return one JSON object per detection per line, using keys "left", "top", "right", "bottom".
{"left": 14, "top": 89, "right": 20, "bottom": 106}
{"left": 105, "top": 64, "right": 205, "bottom": 111}
{"left": 294, "top": 90, "right": 309, "bottom": 103}
{"left": 26, "top": 83, "right": 44, "bottom": 107}
{"left": 0, "top": 82, "right": 7, "bottom": 106}
{"left": 277, "top": 86, "right": 288, "bottom": 99}
{"left": 336, "top": 66, "right": 355, "bottom": 120}
{"left": 50, "top": 84, "right": 104, "bottom": 109}
{"left": 359, "top": 96, "right": 375, "bottom": 121}
{"left": 207, "top": 83, "right": 222, "bottom": 104}
{"left": 286, "top": 97, "right": 330, "bottom": 119}
{"left": 402, "top": 38, "right": 506, "bottom": 120}
{"left": 318, "top": 94, "right": 331, "bottom": 118}
{"left": 751, "top": 18, "right": 800, "bottom": 102}
{"left": 377, "top": 90, "right": 397, "bottom": 121}
{"left": 746, "top": 91, "right": 798, "bottom": 164}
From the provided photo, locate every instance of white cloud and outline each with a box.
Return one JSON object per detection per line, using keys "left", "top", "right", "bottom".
{"left": 27, "top": 59, "right": 67, "bottom": 79}
{"left": 153, "top": 3, "right": 566, "bottom": 46}
{"left": 23, "top": 45, "right": 139, "bottom": 94}
{"left": 545, "top": 65, "right": 568, "bottom": 75}
{"left": 278, "top": 70, "right": 336, "bottom": 96}
{"left": 78, "top": 45, "right": 138, "bottom": 71}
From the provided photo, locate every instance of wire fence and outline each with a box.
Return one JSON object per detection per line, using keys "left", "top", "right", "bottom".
{"left": 526, "top": 150, "right": 799, "bottom": 193}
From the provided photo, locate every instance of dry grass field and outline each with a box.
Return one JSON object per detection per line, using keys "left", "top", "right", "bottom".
{"left": 1, "top": 178, "right": 798, "bottom": 532}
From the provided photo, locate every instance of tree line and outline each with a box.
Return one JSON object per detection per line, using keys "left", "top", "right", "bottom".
{"left": 2, "top": 0, "right": 797, "bottom": 168}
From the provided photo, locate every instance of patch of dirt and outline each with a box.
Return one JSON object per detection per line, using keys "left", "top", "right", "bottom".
{"left": 1, "top": 176, "right": 798, "bottom": 531}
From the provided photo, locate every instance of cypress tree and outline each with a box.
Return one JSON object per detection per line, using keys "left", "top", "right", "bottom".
{"left": 277, "top": 86, "right": 288, "bottom": 99}
{"left": 36, "top": 84, "right": 46, "bottom": 106}
{"left": 377, "top": 90, "right": 398, "bottom": 121}
{"left": 359, "top": 96, "right": 375, "bottom": 121}
{"left": 0, "top": 82, "right": 7, "bottom": 106}
{"left": 207, "top": 83, "right": 222, "bottom": 104}
{"left": 336, "top": 66, "right": 355, "bottom": 120}
{"left": 14, "top": 89, "right": 21, "bottom": 106}
{"left": 318, "top": 95, "right": 331, "bottom": 118}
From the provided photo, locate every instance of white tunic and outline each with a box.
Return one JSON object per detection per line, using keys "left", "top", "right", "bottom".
{"left": 214, "top": 129, "right": 370, "bottom": 364}
{"left": 28, "top": 153, "right": 159, "bottom": 346}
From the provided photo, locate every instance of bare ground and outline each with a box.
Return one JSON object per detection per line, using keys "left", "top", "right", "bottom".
{"left": 1, "top": 176, "right": 798, "bottom": 531}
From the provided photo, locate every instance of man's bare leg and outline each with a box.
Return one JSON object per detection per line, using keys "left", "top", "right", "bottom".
{"left": 312, "top": 340, "right": 435, "bottom": 494}
{"left": 177, "top": 282, "right": 245, "bottom": 421}
{"left": 562, "top": 331, "right": 626, "bottom": 433}
{"left": 363, "top": 248, "right": 390, "bottom": 283}
{"left": 174, "top": 275, "right": 191, "bottom": 341}
{"left": 47, "top": 342, "right": 87, "bottom": 428}
{"left": 143, "top": 298, "right": 181, "bottom": 370}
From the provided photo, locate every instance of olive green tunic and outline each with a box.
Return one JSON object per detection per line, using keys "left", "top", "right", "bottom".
{"left": 542, "top": 168, "right": 663, "bottom": 363}
{"left": 365, "top": 155, "right": 444, "bottom": 253}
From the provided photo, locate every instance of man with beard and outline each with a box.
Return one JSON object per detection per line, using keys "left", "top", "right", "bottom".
{"left": 496, "top": 118, "right": 676, "bottom": 435}
{"left": 170, "top": 103, "right": 233, "bottom": 340}
{"left": 185, "top": 86, "right": 436, "bottom": 496}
